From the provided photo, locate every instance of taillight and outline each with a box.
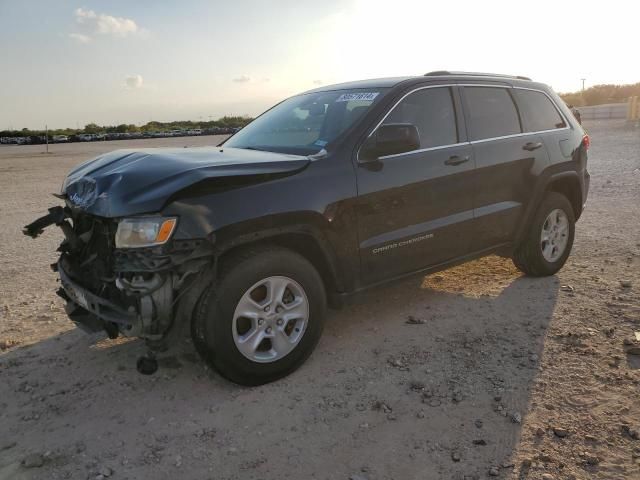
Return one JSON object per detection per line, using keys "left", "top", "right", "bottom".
{"left": 582, "top": 134, "right": 590, "bottom": 150}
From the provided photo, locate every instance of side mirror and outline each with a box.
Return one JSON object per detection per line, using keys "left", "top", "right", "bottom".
{"left": 359, "top": 123, "right": 420, "bottom": 162}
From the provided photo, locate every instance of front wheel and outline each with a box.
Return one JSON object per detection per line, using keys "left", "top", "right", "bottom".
{"left": 193, "top": 247, "right": 326, "bottom": 386}
{"left": 512, "top": 192, "right": 576, "bottom": 277}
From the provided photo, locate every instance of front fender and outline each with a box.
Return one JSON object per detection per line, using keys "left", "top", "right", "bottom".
{"left": 217, "top": 215, "right": 347, "bottom": 293}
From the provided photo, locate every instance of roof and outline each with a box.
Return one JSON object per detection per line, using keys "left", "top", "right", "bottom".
{"left": 303, "top": 77, "right": 415, "bottom": 94}
{"left": 424, "top": 70, "right": 532, "bottom": 81}
{"left": 302, "top": 72, "right": 544, "bottom": 95}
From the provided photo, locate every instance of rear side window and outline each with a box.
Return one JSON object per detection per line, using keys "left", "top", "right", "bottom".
{"left": 382, "top": 87, "right": 457, "bottom": 149}
{"left": 514, "top": 89, "right": 566, "bottom": 132}
{"left": 464, "top": 87, "right": 521, "bottom": 141}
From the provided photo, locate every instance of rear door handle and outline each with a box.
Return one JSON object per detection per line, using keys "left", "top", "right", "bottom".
{"left": 523, "top": 142, "right": 543, "bottom": 151}
{"left": 444, "top": 155, "right": 470, "bottom": 166}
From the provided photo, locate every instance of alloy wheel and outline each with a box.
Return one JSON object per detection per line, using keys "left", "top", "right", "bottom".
{"left": 540, "top": 208, "right": 569, "bottom": 262}
{"left": 232, "top": 276, "right": 309, "bottom": 363}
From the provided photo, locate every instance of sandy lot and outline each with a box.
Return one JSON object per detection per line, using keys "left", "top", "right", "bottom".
{"left": 0, "top": 123, "right": 639, "bottom": 480}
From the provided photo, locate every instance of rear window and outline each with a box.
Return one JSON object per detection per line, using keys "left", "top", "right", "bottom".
{"left": 464, "top": 87, "right": 521, "bottom": 141}
{"left": 514, "top": 89, "right": 566, "bottom": 132}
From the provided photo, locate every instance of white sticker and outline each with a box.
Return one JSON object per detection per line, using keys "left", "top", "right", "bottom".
{"left": 336, "top": 92, "right": 379, "bottom": 102}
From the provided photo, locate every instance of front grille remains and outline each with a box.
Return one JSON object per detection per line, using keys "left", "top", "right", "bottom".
{"left": 63, "top": 212, "right": 118, "bottom": 295}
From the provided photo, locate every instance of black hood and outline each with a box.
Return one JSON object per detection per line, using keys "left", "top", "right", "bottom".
{"left": 61, "top": 146, "right": 310, "bottom": 217}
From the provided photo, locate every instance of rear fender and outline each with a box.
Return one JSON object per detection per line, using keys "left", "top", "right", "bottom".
{"left": 514, "top": 167, "right": 583, "bottom": 246}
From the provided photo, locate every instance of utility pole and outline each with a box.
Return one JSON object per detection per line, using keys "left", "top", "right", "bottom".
{"left": 581, "top": 78, "right": 586, "bottom": 91}
{"left": 45, "top": 124, "right": 49, "bottom": 153}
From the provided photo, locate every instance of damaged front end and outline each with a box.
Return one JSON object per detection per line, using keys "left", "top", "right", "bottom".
{"left": 24, "top": 204, "right": 214, "bottom": 349}
{"left": 22, "top": 145, "right": 311, "bottom": 372}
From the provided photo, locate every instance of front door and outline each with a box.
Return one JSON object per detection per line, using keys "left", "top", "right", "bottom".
{"left": 355, "top": 85, "right": 476, "bottom": 285}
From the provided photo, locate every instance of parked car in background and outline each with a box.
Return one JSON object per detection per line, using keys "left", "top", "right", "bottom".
{"left": 53, "top": 135, "right": 69, "bottom": 143}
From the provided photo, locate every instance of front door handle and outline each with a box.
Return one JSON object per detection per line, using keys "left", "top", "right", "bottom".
{"left": 523, "top": 142, "right": 543, "bottom": 151}
{"left": 444, "top": 155, "right": 470, "bottom": 166}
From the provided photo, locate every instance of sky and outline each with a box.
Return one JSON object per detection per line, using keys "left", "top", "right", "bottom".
{"left": 1, "top": 0, "right": 639, "bottom": 129}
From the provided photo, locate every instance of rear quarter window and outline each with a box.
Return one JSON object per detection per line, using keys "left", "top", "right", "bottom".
{"left": 464, "top": 87, "right": 521, "bottom": 141}
{"left": 513, "top": 89, "right": 566, "bottom": 132}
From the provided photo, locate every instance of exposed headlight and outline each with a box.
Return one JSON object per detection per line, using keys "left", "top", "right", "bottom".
{"left": 115, "top": 216, "right": 177, "bottom": 248}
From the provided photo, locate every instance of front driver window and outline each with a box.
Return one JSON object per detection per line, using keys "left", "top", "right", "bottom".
{"left": 381, "top": 87, "right": 458, "bottom": 150}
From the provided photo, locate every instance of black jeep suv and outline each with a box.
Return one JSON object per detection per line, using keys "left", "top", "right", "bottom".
{"left": 25, "top": 71, "right": 590, "bottom": 385}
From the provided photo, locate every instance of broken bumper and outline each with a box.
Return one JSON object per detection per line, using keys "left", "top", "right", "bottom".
{"left": 25, "top": 205, "right": 215, "bottom": 345}
{"left": 57, "top": 260, "right": 137, "bottom": 333}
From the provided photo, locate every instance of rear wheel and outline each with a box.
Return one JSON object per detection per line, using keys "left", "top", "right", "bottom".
{"left": 512, "top": 192, "right": 575, "bottom": 276}
{"left": 194, "top": 247, "right": 326, "bottom": 385}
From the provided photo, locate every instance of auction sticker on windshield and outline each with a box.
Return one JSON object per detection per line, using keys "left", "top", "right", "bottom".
{"left": 336, "top": 92, "right": 379, "bottom": 102}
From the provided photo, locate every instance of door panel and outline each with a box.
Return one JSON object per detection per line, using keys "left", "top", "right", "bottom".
{"left": 356, "top": 144, "right": 475, "bottom": 284}
{"left": 471, "top": 135, "right": 549, "bottom": 249}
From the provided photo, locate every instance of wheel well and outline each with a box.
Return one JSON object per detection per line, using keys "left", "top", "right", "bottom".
{"left": 546, "top": 176, "right": 582, "bottom": 219}
{"left": 216, "top": 233, "right": 340, "bottom": 294}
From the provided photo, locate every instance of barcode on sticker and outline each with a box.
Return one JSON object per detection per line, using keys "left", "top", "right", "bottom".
{"left": 336, "top": 92, "right": 379, "bottom": 102}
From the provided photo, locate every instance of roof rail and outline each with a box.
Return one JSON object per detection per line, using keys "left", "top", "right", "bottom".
{"left": 424, "top": 71, "right": 532, "bottom": 81}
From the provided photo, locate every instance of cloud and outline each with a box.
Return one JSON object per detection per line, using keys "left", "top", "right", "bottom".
{"left": 74, "top": 7, "right": 141, "bottom": 37}
{"left": 68, "top": 33, "right": 91, "bottom": 44}
{"left": 96, "top": 14, "right": 138, "bottom": 36}
{"left": 232, "top": 75, "right": 251, "bottom": 83}
{"left": 74, "top": 7, "right": 96, "bottom": 22}
{"left": 313, "top": 80, "right": 323, "bottom": 85}
{"left": 125, "top": 75, "right": 144, "bottom": 89}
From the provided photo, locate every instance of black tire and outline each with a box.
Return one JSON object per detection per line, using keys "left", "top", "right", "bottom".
{"left": 512, "top": 192, "right": 575, "bottom": 276}
{"left": 194, "top": 246, "right": 326, "bottom": 386}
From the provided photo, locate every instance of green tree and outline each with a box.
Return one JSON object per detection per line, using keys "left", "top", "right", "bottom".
{"left": 84, "top": 123, "right": 101, "bottom": 134}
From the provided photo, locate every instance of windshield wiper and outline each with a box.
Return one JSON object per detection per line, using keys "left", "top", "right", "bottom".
{"left": 241, "top": 146, "right": 271, "bottom": 152}
{"left": 308, "top": 148, "right": 328, "bottom": 160}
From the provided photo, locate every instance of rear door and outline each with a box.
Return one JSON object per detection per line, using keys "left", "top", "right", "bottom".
{"left": 355, "top": 85, "right": 475, "bottom": 284}
{"left": 461, "top": 85, "right": 550, "bottom": 250}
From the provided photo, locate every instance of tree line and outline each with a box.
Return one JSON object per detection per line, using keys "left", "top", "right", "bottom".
{"left": 1, "top": 116, "right": 253, "bottom": 138}
{"left": 560, "top": 82, "right": 640, "bottom": 107}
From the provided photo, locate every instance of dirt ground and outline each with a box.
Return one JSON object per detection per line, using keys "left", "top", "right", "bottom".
{"left": 0, "top": 122, "right": 639, "bottom": 480}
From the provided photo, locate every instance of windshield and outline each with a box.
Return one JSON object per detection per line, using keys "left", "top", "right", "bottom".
{"left": 224, "top": 89, "right": 388, "bottom": 155}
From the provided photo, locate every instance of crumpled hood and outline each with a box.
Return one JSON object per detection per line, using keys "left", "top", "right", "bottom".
{"left": 62, "top": 146, "right": 310, "bottom": 217}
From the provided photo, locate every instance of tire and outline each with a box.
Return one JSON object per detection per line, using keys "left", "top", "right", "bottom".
{"left": 512, "top": 192, "right": 575, "bottom": 277}
{"left": 194, "top": 246, "right": 326, "bottom": 386}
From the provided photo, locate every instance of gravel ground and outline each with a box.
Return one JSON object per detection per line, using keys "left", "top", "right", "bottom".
{"left": 0, "top": 122, "right": 638, "bottom": 480}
